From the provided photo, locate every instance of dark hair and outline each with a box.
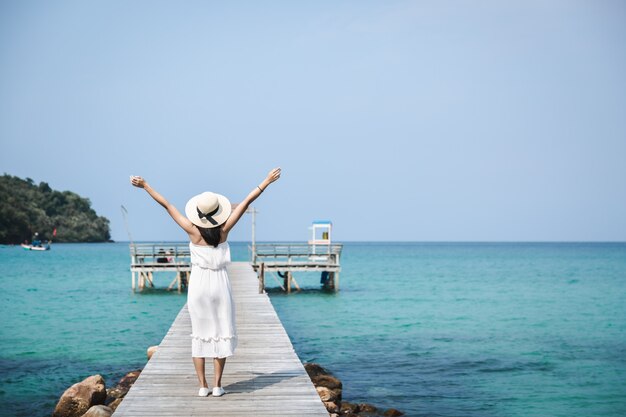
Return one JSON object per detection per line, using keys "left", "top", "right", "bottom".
{"left": 197, "top": 225, "right": 222, "bottom": 247}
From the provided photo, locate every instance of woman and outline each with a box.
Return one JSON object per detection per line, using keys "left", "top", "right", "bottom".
{"left": 130, "top": 167, "right": 281, "bottom": 397}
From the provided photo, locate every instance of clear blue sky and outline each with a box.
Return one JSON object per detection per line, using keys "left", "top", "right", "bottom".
{"left": 1, "top": 1, "right": 625, "bottom": 242}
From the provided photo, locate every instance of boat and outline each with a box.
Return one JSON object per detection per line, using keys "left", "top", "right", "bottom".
{"left": 22, "top": 229, "right": 55, "bottom": 251}
{"left": 21, "top": 243, "right": 51, "bottom": 251}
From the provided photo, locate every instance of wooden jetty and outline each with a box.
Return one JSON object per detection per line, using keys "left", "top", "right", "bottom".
{"left": 113, "top": 262, "right": 329, "bottom": 417}
{"left": 252, "top": 220, "right": 343, "bottom": 293}
{"left": 130, "top": 243, "right": 191, "bottom": 292}
{"left": 129, "top": 240, "right": 343, "bottom": 293}
{"left": 252, "top": 243, "right": 343, "bottom": 293}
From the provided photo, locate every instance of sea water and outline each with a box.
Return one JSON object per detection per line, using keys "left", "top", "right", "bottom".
{"left": 1, "top": 242, "right": 625, "bottom": 417}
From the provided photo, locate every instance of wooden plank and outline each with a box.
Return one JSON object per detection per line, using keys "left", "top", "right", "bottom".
{"left": 113, "top": 262, "right": 328, "bottom": 417}
{"left": 260, "top": 264, "right": 341, "bottom": 270}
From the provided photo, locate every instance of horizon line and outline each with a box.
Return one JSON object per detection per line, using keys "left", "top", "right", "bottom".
{"left": 24, "top": 240, "right": 626, "bottom": 244}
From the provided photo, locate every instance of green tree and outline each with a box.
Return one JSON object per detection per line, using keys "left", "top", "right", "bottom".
{"left": 0, "top": 174, "right": 111, "bottom": 243}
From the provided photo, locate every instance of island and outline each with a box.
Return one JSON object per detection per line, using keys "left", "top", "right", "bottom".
{"left": 0, "top": 174, "right": 111, "bottom": 244}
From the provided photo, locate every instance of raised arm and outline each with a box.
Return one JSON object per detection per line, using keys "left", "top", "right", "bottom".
{"left": 222, "top": 167, "right": 281, "bottom": 234}
{"left": 130, "top": 176, "right": 196, "bottom": 235}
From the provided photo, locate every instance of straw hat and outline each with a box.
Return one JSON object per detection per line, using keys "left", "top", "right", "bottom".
{"left": 185, "top": 192, "right": 232, "bottom": 228}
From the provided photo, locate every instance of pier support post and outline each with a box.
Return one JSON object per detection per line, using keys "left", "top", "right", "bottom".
{"left": 285, "top": 271, "right": 292, "bottom": 294}
{"left": 131, "top": 272, "right": 136, "bottom": 292}
{"left": 258, "top": 263, "right": 265, "bottom": 294}
{"left": 322, "top": 271, "right": 335, "bottom": 291}
{"left": 278, "top": 271, "right": 291, "bottom": 294}
{"left": 322, "top": 272, "right": 339, "bottom": 291}
{"left": 182, "top": 271, "right": 189, "bottom": 290}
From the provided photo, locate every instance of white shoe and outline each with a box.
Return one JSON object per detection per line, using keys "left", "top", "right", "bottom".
{"left": 198, "top": 387, "right": 210, "bottom": 397}
{"left": 212, "top": 386, "right": 226, "bottom": 397}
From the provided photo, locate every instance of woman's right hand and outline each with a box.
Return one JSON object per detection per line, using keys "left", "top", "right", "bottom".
{"left": 265, "top": 167, "right": 281, "bottom": 185}
{"left": 130, "top": 175, "right": 146, "bottom": 189}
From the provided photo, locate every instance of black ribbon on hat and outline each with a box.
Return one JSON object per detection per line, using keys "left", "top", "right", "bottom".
{"left": 197, "top": 205, "right": 220, "bottom": 225}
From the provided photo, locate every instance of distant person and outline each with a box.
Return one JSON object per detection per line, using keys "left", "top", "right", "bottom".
{"left": 130, "top": 168, "right": 281, "bottom": 397}
{"left": 156, "top": 249, "right": 169, "bottom": 264}
{"left": 32, "top": 232, "right": 41, "bottom": 247}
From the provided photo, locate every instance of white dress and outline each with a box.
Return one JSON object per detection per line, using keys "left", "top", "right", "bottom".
{"left": 187, "top": 241, "right": 238, "bottom": 358}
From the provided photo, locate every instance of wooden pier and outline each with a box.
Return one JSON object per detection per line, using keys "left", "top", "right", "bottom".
{"left": 130, "top": 243, "right": 191, "bottom": 292}
{"left": 252, "top": 243, "right": 343, "bottom": 293}
{"left": 113, "top": 262, "right": 329, "bottom": 417}
{"left": 130, "top": 241, "right": 343, "bottom": 293}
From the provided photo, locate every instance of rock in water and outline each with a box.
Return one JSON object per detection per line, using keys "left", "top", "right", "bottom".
{"left": 311, "top": 374, "right": 342, "bottom": 390}
{"left": 358, "top": 403, "right": 378, "bottom": 413}
{"left": 322, "top": 400, "right": 340, "bottom": 413}
{"left": 147, "top": 345, "right": 158, "bottom": 360}
{"left": 52, "top": 374, "right": 107, "bottom": 417}
{"left": 304, "top": 362, "right": 405, "bottom": 417}
{"left": 304, "top": 362, "right": 331, "bottom": 379}
{"left": 384, "top": 408, "right": 405, "bottom": 417}
{"left": 306, "top": 363, "right": 343, "bottom": 413}
{"left": 81, "top": 405, "right": 113, "bottom": 417}
{"left": 340, "top": 401, "right": 360, "bottom": 414}
{"left": 105, "top": 369, "right": 141, "bottom": 401}
{"left": 316, "top": 386, "right": 340, "bottom": 403}
{"left": 106, "top": 398, "right": 123, "bottom": 412}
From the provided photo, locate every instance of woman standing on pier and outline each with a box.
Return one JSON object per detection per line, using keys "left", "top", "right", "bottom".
{"left": 130, "top": 167, "right": 281, "bottom": 397}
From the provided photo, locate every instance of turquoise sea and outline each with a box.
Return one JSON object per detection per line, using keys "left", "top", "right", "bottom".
{"left": 1, "top": 242, "right": 625, "bottom": 417}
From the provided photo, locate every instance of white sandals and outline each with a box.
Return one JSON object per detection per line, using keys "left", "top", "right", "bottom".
{"left": 198, "top": 386, "right": 226, "bottom": 397}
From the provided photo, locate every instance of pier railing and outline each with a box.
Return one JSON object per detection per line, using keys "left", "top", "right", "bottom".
{"left": 250, "top": 243, "right": 343, "bottom": 292}
{"left": 129, "top": 243, "right": 191, "bottom": 292}
{"left": 251, "top": 243, "right": 343, "bottom": 270}
{"left": 127, "top": 242, "right": 344, "bottom": 293}
{"left": 130, "top": 243, "right": 191, "bottom": 267}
